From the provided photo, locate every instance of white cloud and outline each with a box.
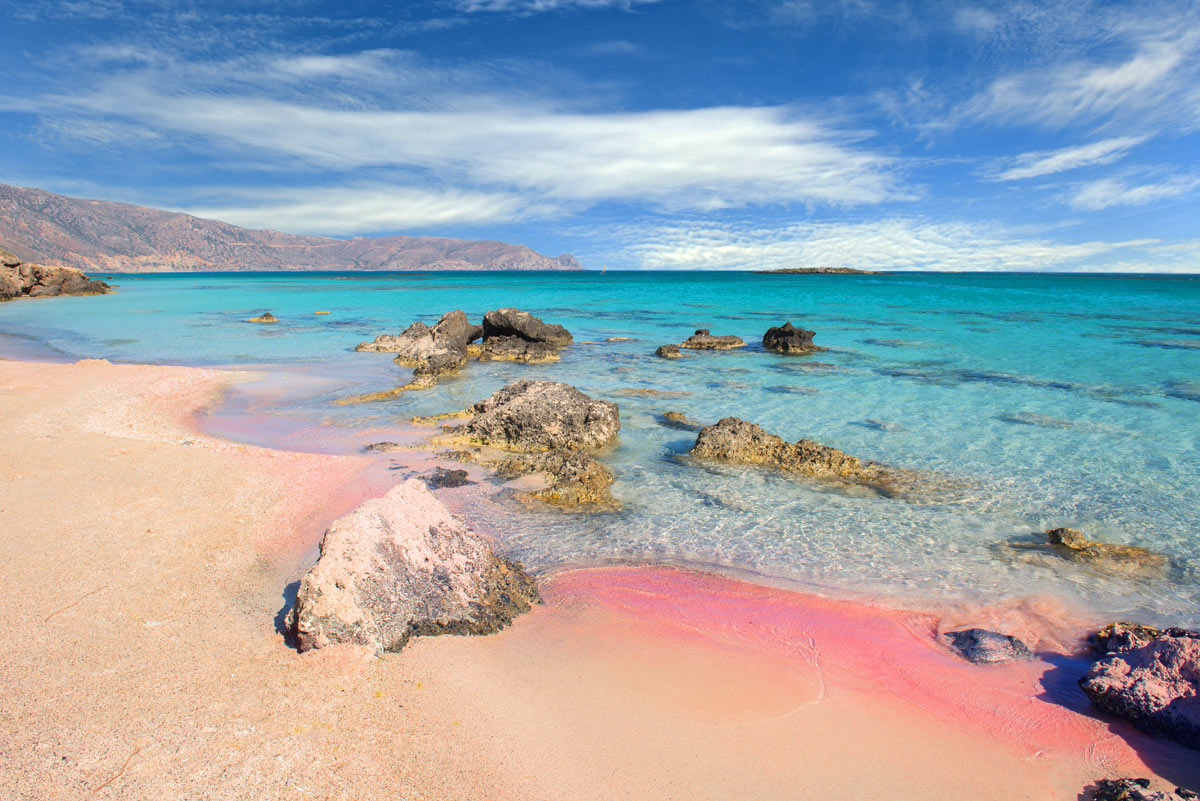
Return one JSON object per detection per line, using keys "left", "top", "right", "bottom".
{"left": 1068, "top": 175, "right": 1200, "bottom": 211}
{"left": 457, "top": 0, "right": 658, "bottom": 12}
{"left": 991, "top": 136, "right": 1147, "bottom": 181}
{"left": 184, "top": 185, "right": 558, "bottom": 234}
{"left": 613, "top": 218, "right": 1157, "bottom": 271}
{"left": 17, "top": 51, "right": 906, "bottom": 216}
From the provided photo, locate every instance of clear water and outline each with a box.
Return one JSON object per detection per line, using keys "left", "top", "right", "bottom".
{"left": 3, "top": 271, "right": 1198, "bottom": 625}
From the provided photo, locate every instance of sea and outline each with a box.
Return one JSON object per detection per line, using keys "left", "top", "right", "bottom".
{"left": 3, "top": 270, "right": 1198, "bottom": 626}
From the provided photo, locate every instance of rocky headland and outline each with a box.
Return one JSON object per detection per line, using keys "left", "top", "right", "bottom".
{"left": 1, "top": 246, "right": 110, "bottom": 300}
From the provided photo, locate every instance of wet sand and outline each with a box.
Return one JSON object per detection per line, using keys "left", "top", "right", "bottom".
{"left": 2, "top": 358, "right": 1196, "bottom": 800}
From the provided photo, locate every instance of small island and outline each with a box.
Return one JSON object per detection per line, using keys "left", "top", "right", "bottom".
{"left": 754, "top": 267, "right": 881, "bottom": 274}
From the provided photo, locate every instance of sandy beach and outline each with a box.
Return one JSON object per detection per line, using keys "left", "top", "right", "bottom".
{"left": 2, "top": 357, "right": 1198, "bottom": 801}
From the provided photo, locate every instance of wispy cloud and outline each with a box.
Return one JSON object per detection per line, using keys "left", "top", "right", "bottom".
{"left": 990, "top": 136, "right": 1147, "bottom": 181}
{"left": 1068, "top": 174, "right": 1200, "bottom": 211}
{"left": 611, "top": 218, "right": 1156, "bottom": 271}
{"left": 456, "top": 0, "right": 659, "bottom": 12}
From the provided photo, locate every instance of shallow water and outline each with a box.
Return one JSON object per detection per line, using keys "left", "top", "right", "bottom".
{"left": 3, "top": 271, "right": 1198, "bottom": 625}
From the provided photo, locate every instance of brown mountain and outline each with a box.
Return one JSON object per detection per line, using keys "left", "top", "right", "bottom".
{"left": 0, "top": 184, "right": 581, "bottom": 273}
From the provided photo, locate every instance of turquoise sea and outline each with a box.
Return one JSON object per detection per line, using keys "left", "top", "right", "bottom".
{"left": 3, "top": 271, "right": 1199, "bottom": 626}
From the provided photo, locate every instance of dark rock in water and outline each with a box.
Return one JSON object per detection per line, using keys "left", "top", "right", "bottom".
{"left": 494, "top": 448, "right": 617, "bottom": 509}
{"left": 482, "top": 308, "right": 572, "bottom": 345}
{"left": 762, "top": 322, "right": 824, "bottom": 355}
{"left": 1080, "top": 633, "right": 1200, "bottom": 750}
{"left": 655, "top": 344, "right": 683, "bottom": 359}
{"left": 475, "top": 335, "right": 562, "bottom": 364}
{"left": 1001, "top": 528, "right": 1168, "bottom": 578}
{"left": 1091, "top": 778, "right": 1199, "bottom": 801}
{"left": 423, "top": 467, "right": 472, "bottom": 489}
{"left": 658, "top": 410, "right": 705, "bottom": 432}
{"left": 447, "top": 379, "right": 620, "bottom": 451}
{"left": 248, "top": 312, "right": 278, "bottom": 323}
{"left": 944, "top": 628, "right": 1032, "bottom": 664}
{"left": 287, "top": 480, "right": 539, "bottom": 653}
{"left": 362, "top": 441, "right": 403, "bottom": 453}
{"left": 356, "top": 310, "right": 475, "bottom": 377}
{"left": 680, "top": 329, "right": 746, "bottom": 350}
{"left": 689, "top": 417, "right": 901, "bottom": 494}
{"left": 0, "top": 247, "right": 111, "bottom": 300}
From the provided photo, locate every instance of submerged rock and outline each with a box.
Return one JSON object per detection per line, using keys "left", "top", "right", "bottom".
{"left": 655, "top": 344, "right": 683, "bottom": 359}
{"left": 247, "top": 312, "right": 278, "bottom": 323}
{"left": 0, "top": 248, "right": 110, "bottom": 300}
{"left": 1091, "top": 778, "right": 1199, "bottom": 801}
{"left": 1000, "top": 529, "right": 1168, "bottom": 579}
{"left": 494, "top": 449, "right": 617, "bottom": 510}
{"left": 944, "top": 628, "right": 1032, "bottom": 664}
{"left": 288, "top": 479, "right": 538, "bottom": 653}
{"left": 679, "top": 329, "right": 746, "bottom": 350}
{"left": 997, "top": 411, "right": 1073, "bottom": 428}
{"left": 1080, "top": 633, "right": 1200, "bottom": 750}
{"left": 658, "top": 410, "right": 705, "bottom": 432}
{"left": 762, "top": 322, "right": 824, "bottom": 355}
{"left": 423, "top": 467, "right": 472, "bottom": 489}
{"left": 447, "top": 380, "right": 620, "bottom": 451}
{"left": 689, "top": 417, "right": 897, "bottom": 492}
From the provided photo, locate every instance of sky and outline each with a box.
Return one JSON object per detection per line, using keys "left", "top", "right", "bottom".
{"left": 1, "top": 0, "right": 1198, "bottom": 272}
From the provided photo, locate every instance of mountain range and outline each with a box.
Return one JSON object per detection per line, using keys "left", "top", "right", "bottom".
{"left": 0, "top": 184, "right": 580, "bottom": 273}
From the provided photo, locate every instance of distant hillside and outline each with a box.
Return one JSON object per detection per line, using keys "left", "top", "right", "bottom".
{"left": 0, "top": 184, "right": 581, "bottom": 273}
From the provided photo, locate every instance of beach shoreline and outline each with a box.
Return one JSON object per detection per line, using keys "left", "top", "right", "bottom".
{"left": 2, "top": 356, "right": 1197, "bottom": 800}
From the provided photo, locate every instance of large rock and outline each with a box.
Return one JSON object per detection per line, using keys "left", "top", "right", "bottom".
{"left": 288, "top": 479, "right": 539, "bottom": 653}
{"left": 1080, "top": 633, "right": 1200, "bottom": 750}
{"left": 944, "top": 628, "right": 1032, "bottom": 664}
{"left": 762, "top": 322, "right": 824, "bottom": 355}
{"left": 494, "top": 449, "right": 617, "bottom": 509}
{"left": 0, "top": 247, "right": 110, "bottom": 300}
{"left": 482, "top": 308, "right": 572, "bottom": 345}
{"left": 448, "top": 380, "right": 620, "bottom": 451}
{"left": 679, "top": 328, "right": 745, "bottom": 350}
{"left": 356, "top": 310, "right": 479, "bottom": 376}
{"left": 1091, "top": 779, "right": 1199, "bottom": 801}
{"left": 690, "top": 417, "right": 893, "bottom": 489}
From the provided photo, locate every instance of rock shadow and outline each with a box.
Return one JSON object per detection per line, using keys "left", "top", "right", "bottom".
{"left": 275, "top": 579, "right": 301, "bottom": 649}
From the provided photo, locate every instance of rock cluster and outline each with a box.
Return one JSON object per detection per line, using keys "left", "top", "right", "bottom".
{"left": 762, "top": 322, "right": 824, "bottom": 355}
{"left": 475, "top": 308, "right": 573, "bottom": 363}
{"left": 679, "top": 328, "right": 746, "bottom": 350}
{"left": 287, "top": 479, "right": 538, "bottom": 653}
{"left": 943, "top": 628, "right": 1032, "bottom": 664}
{"left": 441, "top": 380, "right": 621, "bottom": 509}
{"left": 357, "top": 309, "right": 480, "bottom": 377}
{"left": 1091, "top": 779, "right": 1198, "bottom": 801}
{"left": 689, "top": 417, "right": 897, "bottom": 493}
{"left": 1, "top": 247, "right": 110, "bottom": 300}
{"left": 1080, "top": 625, "right": 1200, "bottom": 750}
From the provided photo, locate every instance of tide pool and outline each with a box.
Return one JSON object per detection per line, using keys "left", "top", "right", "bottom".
{"left": 3, "top": 270, "right": 1198, "bottom": 625}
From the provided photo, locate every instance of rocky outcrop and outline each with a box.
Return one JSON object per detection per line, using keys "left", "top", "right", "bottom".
{"left": 0, "top": 247, "right": 110, "bottom": 300}
{"left": 689, "top": 417, "right": 898, "bottom": 493}
{"left": 447, "top": 380, "right": 620, "bottom": 451}
{"left": 655, "top": 344, "right": 683, "bottom": 359}
{"left": 287, "top": 479, "right": 538, "bottom": 653}
{"left": 356, "top": 310, "right": 480, "bottom": 377}
{"left": 0, "top": 183, "right": 582, "bottom": 273}
{"left": 944, "top": 629, "right": 1032, "bottom": 664}
{"left": 1002, "top": 528, "right": 1168, "bottom": 578}
{"left": 1080, "top": 632, "right": 1200, "bottom": 750}
{"left": 679, "top": 329, "right": 746, "bottom": 350}
{"left": 247, "top": 312, "right": 278, "bottom": 323}
{"left": 762, "top": 322, "right": 824, "bottom": 355}
{"left": 494, "top": 449, "right": 617, "bottom": 509}
{"left": 1090, "top": 622, "right": 1200, "bottom": 656}
{"left": 1091, "top": 779, "right": 1199, "bottom": 800}
{"left": 423, "top": 467, "right": 472, "bottom": 489}
{"left": 475, "top": 308, "right": 573, "bottom": 363}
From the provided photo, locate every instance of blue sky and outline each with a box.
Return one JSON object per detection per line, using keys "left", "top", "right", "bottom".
{"left": 1, "top": 0, "right": 1198, "bottom": 271}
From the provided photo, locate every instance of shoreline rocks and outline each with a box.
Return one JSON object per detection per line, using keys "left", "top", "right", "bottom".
{"left": 679, "top": 329, "right": 746, "bottom": 350}
{"left": 288, "top": 479, "right": 539, "bottom": 653}
{"left": 494, "top": 449, "right": 617, "bottom": 509}
{"left": 944, "top": 628, "right": 1032, "bottom": 664}
{"left": 1080, "top": 629, "right": 1200, "bottom": 750}
{"left": 446, "top": 380, "right": 620, "bottom": 452}
{"left": 1091, "top": 779, "right": 1199, "bottom": 800}
{"left": 1001, "top": 528, "right": 1168, "bottom": 578}
{"left": 762, "top": 322, "right": 824, "bottom": 355}
{"left": 689, "top": 417, "right": 899, "bottom": 493}
{"left": 1, "top": 247, "right": 110, "bottom": 300}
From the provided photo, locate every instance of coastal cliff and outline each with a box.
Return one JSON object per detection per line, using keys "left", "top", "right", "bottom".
{"left": 0, "top": 183, "right": 581, "bottom": 274}
{"left": 0, "top": 246, "right": 110, "bottom": 300}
